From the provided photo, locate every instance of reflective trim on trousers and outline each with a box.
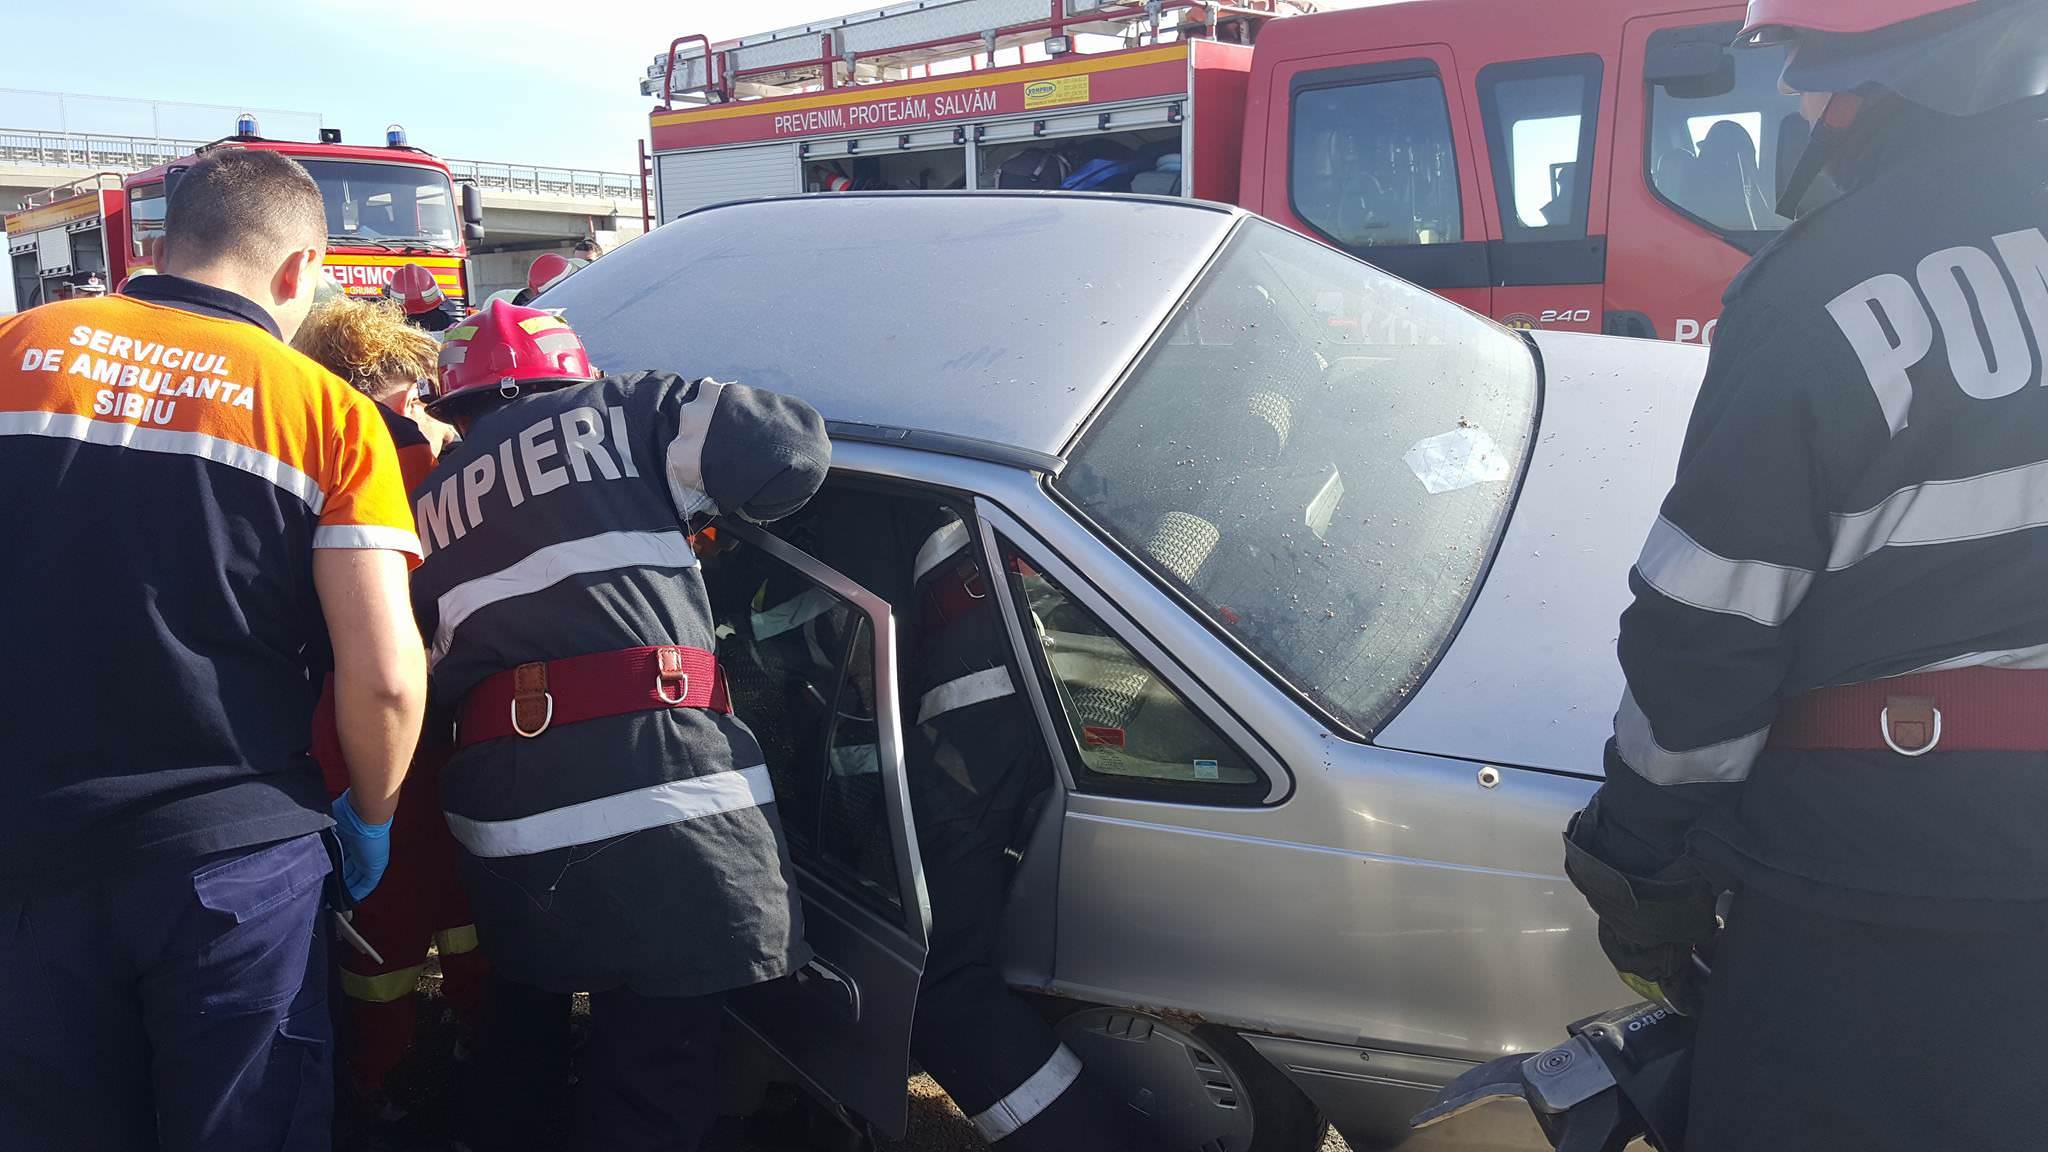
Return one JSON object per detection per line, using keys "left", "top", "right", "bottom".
{"left": 435, "top": 924, "right": 479, "bottom": 955}
{"left": 916, "top": 666, "right": 1015, "bottom": 725}
{"left": 444, "top": 764, "right": 774, "bottom": 859}
{"left": 970, "top": 1044, "right": 1084, "bottom": 1143}
{"left": 341, "top": 965, "right": 425, "bottom": 1004}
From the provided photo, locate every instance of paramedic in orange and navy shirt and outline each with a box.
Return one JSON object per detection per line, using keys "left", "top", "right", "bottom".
{"left": 0, "top": 148, "right": 427, "bottom": 1151}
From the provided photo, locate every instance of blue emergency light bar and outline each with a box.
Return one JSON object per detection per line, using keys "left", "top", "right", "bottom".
{"left": 386, "top": 124, "right": 407, "bottom": 148}
{"left": 236, "top": 113, "right": 259, "bottom": 137}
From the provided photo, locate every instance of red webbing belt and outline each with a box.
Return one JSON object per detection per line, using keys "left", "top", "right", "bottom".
{"left": 458, "top": 645, "right": 730, "bottom": 748}
{"left": 1769, "top": 667, "right": 2048, "bottom": 754}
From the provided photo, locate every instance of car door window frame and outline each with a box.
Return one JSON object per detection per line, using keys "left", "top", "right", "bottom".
{"left": 721, "top": 518, "right": 931, "bottom": 949}
{"left": 973, "top": 499, "right": 1290, "bottom": 807}
{"left": 1286, "top": 58, "right": 1492, "bottom": 291}
{"left": 1475, "top": 54, "right": 1608, "bottom": 286}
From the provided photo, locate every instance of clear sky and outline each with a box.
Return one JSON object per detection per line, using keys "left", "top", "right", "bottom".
{"left": 0, "top": 1, "right": 1384, "bottom": 173}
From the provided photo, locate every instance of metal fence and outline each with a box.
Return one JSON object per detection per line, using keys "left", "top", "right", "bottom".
{"left": 0, "top": 127, "right": 639, "bottom": 203}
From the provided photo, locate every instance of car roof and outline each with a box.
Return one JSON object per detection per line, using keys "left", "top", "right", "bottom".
{"left": 550, "top": 192, "right": 1241, "bottom": 459}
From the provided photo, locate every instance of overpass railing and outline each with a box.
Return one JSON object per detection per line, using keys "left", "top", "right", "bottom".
{"left": 0, "top": 127, "right": 638, "bottom": 202}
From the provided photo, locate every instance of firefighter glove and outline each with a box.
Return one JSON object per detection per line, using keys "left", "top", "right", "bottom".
{"left": 331, "top": 790, "right": 394, "bottom": 902}
{"left": 1564, "top": 806, "right": 1719, "bottom": 1017}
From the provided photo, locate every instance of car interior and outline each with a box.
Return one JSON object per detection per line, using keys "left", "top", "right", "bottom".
{"left": 696, "top": 475, "right": 1270, "bottom": 930}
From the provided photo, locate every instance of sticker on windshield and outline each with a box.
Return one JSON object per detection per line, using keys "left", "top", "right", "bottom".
{"left": 1192, "top": 759, "right": 1220, "bottom": 781}
{"left": 1403, "top": 425, "right": 1510, "bottom": 495}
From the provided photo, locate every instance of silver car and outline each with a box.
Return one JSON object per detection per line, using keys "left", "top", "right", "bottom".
{"left": 544, "top": 192, "right": 1710, "bottom": 1152}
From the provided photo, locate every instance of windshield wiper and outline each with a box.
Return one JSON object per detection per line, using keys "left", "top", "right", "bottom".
{"left": 327, "top": 236, "right": 452, "bottom": 253}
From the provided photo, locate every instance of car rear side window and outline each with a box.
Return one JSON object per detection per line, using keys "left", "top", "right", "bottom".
{"left": 1057, "top": 219, "right": 1537, "bottom": 737}
{"left": 1001, "top": 537, "right": 1265, "bottom": 803}
{"left": 1289, "top": 68, "right": 1463, "bottom": 250}
{"left": 1645, "top": 22, "right": 1802, "bottom": 251}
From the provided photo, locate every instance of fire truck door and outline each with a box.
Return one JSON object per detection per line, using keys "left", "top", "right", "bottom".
{"left": 1474, "top": 55, "right": 1609, "bottom": 334}
{"left": 1605, "top": 10, "right": 1801, "bottom": 343}
{"left": 1258, "top": 44, "right": 1492, "bottom": 317}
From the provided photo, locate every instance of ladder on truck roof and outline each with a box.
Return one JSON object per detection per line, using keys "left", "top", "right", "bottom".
{"left": 642, "top": 0, "right": 1310, "bottom": 104}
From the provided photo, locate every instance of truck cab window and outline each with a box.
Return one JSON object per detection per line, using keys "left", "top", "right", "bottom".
{"left": 128, "top": 184, "right": 166, "bottom": 261}
{"left": 1478, "top": 56, "right": 1603, "bottom": 240}
{"left": 1646, "top": 23, "right": 1802, "bottom": 249}
{"left": 1289, "top": 71, "right": 1463, "bottom": 251}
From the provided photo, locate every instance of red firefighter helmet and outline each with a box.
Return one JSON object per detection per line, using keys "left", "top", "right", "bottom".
{"left": 385, "top": 262, "right": 446, "bottom": 317}
{"left": 1738, "top": 0, "right": 1980, "bottom": 43}
{"left": 428, "top": 300, "right": 598, "bottom": 416}
{"left": 525, "top": 252, "right": 586, "bottom": 297}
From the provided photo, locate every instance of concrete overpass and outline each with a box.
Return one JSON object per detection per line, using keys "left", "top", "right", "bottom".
{"left": 2, "top": 127, "right": 647, "bottom": 299}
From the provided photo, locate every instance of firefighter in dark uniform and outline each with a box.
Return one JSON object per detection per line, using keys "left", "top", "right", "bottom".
{"left": 1561, "top": 2, "right": 2048, "bottom": 1150}
{"left": 410, "top": 301, "right": 828, "bottom": 1151}
{"left": 904, "top": 515, "right": 1136, "bottom": 1151}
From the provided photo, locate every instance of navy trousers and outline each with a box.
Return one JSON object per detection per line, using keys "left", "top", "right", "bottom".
{"left": 0, "top": 833, "right": 335, "bottom": 1152}
{"left": 476, "top": 977, "right": 726, "bottom": 1152}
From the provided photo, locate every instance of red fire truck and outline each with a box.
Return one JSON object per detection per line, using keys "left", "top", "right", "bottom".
{"left": 7, "top": 118, "right": 484, "bottom": 311}
{"left": 640, "top": 0, "right": 1803, "bottom": 343}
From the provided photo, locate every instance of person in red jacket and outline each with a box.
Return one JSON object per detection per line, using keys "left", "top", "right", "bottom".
{"left": 295, "top": 296, "right": 487, "bottom": 1136}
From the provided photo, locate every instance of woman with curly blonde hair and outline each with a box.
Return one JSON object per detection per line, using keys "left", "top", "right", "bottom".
{"left": 292, "top": 293, "right": 483, "bottom": 1137}
{"left": 294, "top": 295, "right": 458, "bottom": 453}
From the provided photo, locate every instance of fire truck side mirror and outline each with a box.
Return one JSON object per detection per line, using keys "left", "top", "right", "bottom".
{"left": 460, "top": 182, "right": 486, "bottom": 244}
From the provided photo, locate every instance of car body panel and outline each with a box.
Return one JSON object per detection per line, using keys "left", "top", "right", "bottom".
{"left": 559, "top": 196, "right": 1708, "bottom": 1148}
{"left": 549, "top": 191, "right": 1235, "bottom": 457}
{"left": 1376, "top": 330, "right": 1707, "bottom": 776}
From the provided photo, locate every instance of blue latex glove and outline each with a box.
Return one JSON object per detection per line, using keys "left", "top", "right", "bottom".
{"left": 330, "top": 790, "right": 394, "bottom": 902}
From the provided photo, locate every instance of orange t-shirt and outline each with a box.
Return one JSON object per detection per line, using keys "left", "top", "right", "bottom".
{"left": 0, "top": 292, "right": 421, "bottom": 877}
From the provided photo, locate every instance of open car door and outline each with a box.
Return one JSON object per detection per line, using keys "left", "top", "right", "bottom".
{"left": 703, "top": 520, "right": 931, "bottom": 1138}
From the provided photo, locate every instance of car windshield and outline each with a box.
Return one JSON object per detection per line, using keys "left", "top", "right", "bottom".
{"left": 303, "top": 159, "right": 457, "bottom": 245}
{"left": 1057, "top": 218, "right": 1537, "bottom": 735}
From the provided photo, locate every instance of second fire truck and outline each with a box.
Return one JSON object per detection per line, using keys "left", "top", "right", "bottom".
{"left": 639, "top": 0, "right": 1806, "bottom": 344}
{"left": 7, "top": 116, "right": 484, "bottom": 312}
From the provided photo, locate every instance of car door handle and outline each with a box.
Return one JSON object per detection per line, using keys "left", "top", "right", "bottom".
{"left": 794, "top": 957, "right": 861, "bottom": 1025}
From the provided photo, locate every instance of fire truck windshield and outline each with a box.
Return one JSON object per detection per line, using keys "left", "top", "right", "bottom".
{"left": 303, "top": 159, "right": 458, "bottom": 247}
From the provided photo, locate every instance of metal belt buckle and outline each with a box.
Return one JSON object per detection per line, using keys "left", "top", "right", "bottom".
{"left": 1880, "top": 695, "right": 1941, "bottom": 757}
{"left": 655, "top": 646, "right": 690, "bottom": 705}
{"left": 510, "top": 661, "right": 553, "bottom": 738}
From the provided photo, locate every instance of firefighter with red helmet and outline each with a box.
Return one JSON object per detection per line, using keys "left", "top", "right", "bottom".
{"left": 510, "top": 251, "right": 584, "bottom": 307}
{"left": 1562, "top": 2, "right": 2048, "bottom": 1149}
{"left": 384, "top": 261, "right": 455, "bottom": 332}
{"left": 411, "top": 301, "right": 827, "bottom": 1151}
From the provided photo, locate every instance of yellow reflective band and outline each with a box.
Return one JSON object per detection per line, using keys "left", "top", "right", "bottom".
{"left": 341, "top": 964, "right": 425, "bottom": 1004}
{"left": 517, "top": 314, "right": 567, "bottom": 335}
{"left": 434, "top": 924, "right": 480, "bottom": 956}
{"left": 446, "top": 325, "right": 479, "bottom": 342}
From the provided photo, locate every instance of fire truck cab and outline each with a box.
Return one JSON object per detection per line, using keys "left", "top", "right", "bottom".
{"left": 119, "top": 120, "right": 486, "bottom": 311}
{"left": 642, "top": 0, "right": 1805, "bottom": 345}
{"left": 1240, "top": 0, "right": 1803, "bottom": 342}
